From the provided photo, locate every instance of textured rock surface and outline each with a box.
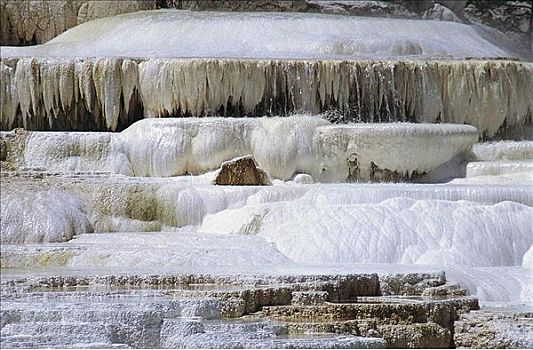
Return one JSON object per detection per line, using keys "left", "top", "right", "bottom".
{"left": 0, "top": 0, "right": 157, "bottom": 46}
{"left": 0, "top": 129, "right": 27, "bottom": 171}
{"left": 0, "top": 137, "right": 7, "bottom": 161}
{"left": 455, "top": 310, "right": 533, "bottom": 348}
{"left": 0, "top": 272, "right": 480, "bottom": 348}
{"left": 378, "top": 323, "right": 452, "bottom": 348}
{"left": 166, "top": 0, "right": 417, "bottom": 18}
{"left": 214, "top": 156, "right": 272, "bottom": 186}
{"left": 380, "top": 272, "right": 446, "bottom": 295}
{"left": 163, "top": 0, "right": 467, "bottom": 21}
{"left": 291, "top": 291, "right": 329, "bottom": 305}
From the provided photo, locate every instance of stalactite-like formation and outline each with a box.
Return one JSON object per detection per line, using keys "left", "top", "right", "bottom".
{"left": 1, "top": 57, "right": 531, "bottom": 135}
{"left": 1, "top": 57, "right": 143, "bottom": 131}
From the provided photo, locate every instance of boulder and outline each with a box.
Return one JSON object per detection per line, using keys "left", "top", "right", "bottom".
{"left": 214, "top": 156, "right": 272, "bottom": 186}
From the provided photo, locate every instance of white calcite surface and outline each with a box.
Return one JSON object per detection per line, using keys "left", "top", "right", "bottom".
{"left": 446, "top": 266, "right": 533, "bottom": 304}
{"left": 0, "top": 10, "right": 513, "bottom": 59}
{"left": 200, "top": 197, "right": 532, "bottom": 267}
{"left": 19, "top": 117, "right": 478, "bottom": 181}
{"left": 469, "top": 141, "right": 533, "bottom": 161}
{"left": 197, "top": 192, "right": 533, "bottom": 304}
{"left": 1, "top": 230, "right": 531, "bottom": 305}
{"left": 22, "top": 132, "right": 120, "bottom": 173}
{"left": 450, "top": 140, "right": 533, "bottom": 184}
{"left": 3, "top": 173, "right": 531, "bottom": 305}
{"left": 449, "top": 173, "right": 533, "bottom": 185}
{"left": 0, "top": 190, "right": 92, "bottom": 244}
{"left": 463, "top": 140, "right": 533, "bottom": 180}
{"left": 315, "top": 123, "right": 477, "bottom": 181}
{"left": 2, "top": 175, "right": 531, "bottom": 244}
{"left": 466, "top": 161, "right": 533, "bottom": 177}
{"left": 119, "top": 117, "right": 329, "bottom": 179}
{"left": 1, "top": 8, "right": 531, "bottom": 347}
{"left": 0, "top": 231, "right": 293, "bottom": 272}
{"left": 523, "top": 246, "right": 533, "bottom": 269}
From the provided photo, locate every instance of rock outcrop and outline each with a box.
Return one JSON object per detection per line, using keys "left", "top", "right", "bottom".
{"left": 214, "top": 156, "right": 272, "bottom": 186}
{"left": 0, "top": 0, "right": 157, "bottom": 46}
{"left": 0, "top": 271, "right": 480, "bottom": 348}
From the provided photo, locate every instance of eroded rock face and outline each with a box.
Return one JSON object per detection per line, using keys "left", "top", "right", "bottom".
{"left": 167, "top": 0, "right": 311, "bottom": 13}
{"left": 0, "top": 271, "right": 479, "bottom": 349}
{"left": 379, "top": 323, "right": 452, "bottom": 348}
{"left": 0, "top": 0, "right": 157, "bottom": 46}
{"left": 291, "top": 291, "right": 328, "bottom": 305}
{"left": 379, "top": 272, "right": 446, "bottom": 295}
{"left": 214, "top": 156, "right": 272, "bottom": 186}
{"left": 166, "top": 0, "right": 466, "bottom": 20}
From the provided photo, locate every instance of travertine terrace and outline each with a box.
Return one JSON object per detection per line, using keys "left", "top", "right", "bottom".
{"left": 1, "top": 2, "right": 532, "bottom": 349}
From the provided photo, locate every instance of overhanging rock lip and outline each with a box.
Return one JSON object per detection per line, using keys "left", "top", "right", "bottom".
{"left": 317, "top": 123, "right": 479, "bottom": 136}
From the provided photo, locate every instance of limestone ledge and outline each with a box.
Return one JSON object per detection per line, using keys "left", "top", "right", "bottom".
{"left": 0, "top": 271, "right": 480, "bottom": 348}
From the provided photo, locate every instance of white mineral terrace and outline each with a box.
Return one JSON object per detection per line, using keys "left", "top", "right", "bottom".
{"left": 2, "top": 133, "right": 532, "bottom": 304}
{"left": 18, "top": 117, "right": 478, "bottom": 180}
{"left": 2, "top": 121, "right": 532, "bottom": 307}
{"left": 1, "top": 10, "right": 532, "bottom": 135}
{"left": 1, "top": 7, "right": 532, "bottom": 348}
{"left": 0, "top": 10, "right": 513, "bottom": 59}
{"left": 1, "top": 182, "right": 532, "bottom": 304}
